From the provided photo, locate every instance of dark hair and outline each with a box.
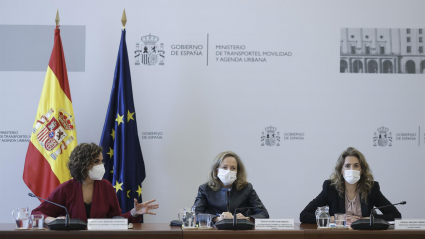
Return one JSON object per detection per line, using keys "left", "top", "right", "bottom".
{"left": 67, "top": 143, "right": 103, "bottom": 182}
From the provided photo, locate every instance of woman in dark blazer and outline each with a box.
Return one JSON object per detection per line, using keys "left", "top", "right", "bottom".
{"left": 300, "top": 147, "right": 401, "bottom": 224}
{"left": 193, "top": 151, "right": 269, "bottom": 222}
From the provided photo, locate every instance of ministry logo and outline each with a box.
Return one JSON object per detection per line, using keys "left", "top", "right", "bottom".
{"left": 373, "top": 126, "right": 392, "bottom": 147}
{"left": 261, "top": 126, "right": 280, "bottom": 146}
{"left": 135, "top": 34, "right": 165, "bottom": 66}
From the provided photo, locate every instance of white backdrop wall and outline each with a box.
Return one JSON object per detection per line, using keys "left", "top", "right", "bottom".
{"left": 0, "top": 0, "right": 424, "bottom": 223}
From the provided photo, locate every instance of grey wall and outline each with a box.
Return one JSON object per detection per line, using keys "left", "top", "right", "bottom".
{"left": 0, "top": 25, "right": 85, "bottom": 71}
{"left": 0, "top": 0, "right": 424, "bottom": 223}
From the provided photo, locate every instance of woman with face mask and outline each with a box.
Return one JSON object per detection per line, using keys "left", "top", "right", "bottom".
{"left": 300, "top": 147, "right": 401, "bottom": 225}
{"left": 193, "top": 151, "right": 269, "bottom": 222}
{"left": 32, "top": 143, "right": 159, "bottom": 223}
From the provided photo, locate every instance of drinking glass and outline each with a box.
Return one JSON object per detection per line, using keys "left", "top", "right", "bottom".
{"left": 198, "top": 214, "right": 212, "bottom": 228}
{"left": 334, "top": 213, "right": 346, "bottom": 228}
{"left": 31, "top": 214, "right": 44, "bottom": 229}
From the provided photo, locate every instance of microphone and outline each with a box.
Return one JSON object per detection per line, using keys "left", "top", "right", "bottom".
{"left": 233, "top": 207, "right": 256, "bottom": 226}
{"left": 28, "top": 193, "right": 86, "bottom": 230}
{"left": 370, "top": 201, "right": 406, "bottom": 226}
{"left": 215, "top": 207, "right": 256, "bottom": 230}
{"left": 28, "top": 193, "right": 70, "bottom": 226}
{"left": 351, "top": 201, "right": 406, "bottom": 230}
{"left": 376, "top": 201, "right": 406, "bottom": 209}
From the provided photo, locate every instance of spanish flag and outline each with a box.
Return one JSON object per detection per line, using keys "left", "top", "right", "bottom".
{"left": 23, "top": 26, "right": 77, "bottom": 199}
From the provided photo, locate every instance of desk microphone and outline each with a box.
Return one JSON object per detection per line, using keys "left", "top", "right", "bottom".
{"left": 28, "top": 193, "right": 86, "bottom": 230}
{"left": 215, "top": 207, "right": 256, "bottom": 230}
{"left": 370, "top": 201, "right": 406, "bottom": 226}
{"left": 28, "top": 193, "right": 70, "bottom": 226}
{"left": 233, "top": 207, "right": 256, "bottom": 226}
{"left": 351, "top": 201, "right": 406, "bottom": 230}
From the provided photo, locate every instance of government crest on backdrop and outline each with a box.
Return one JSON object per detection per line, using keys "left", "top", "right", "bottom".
{"left": 373, "top": 126, "right": 392, "bottom": 147}
{"left": 261, "top": 126, "right": 280, "bottom": 146}
{"left": 33, "top": 108, "right": 75, "bottom": 159}
{"left": 134, "top": 34, "right": 165, "bottom": 66}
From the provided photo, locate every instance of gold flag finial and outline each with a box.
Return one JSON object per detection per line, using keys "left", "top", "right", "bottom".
{"left": 55, "top": 9, "right": 60, "bottom": 26}
{"left": 121, "top": 9, "right": 127, "bottom": 29}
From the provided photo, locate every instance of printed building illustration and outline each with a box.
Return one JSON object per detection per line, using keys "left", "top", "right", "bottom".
{"left": 340, "top": 28, "right": 425, "bottom": 74}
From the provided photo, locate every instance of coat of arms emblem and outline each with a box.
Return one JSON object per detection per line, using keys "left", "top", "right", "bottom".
{"left": 373, "top": 126, "right": 392, "bottom": 147}
{"left": 261, "top": 126, "right": 280, "bottom": 146}
{"left": 135, "top": 34, "right": 165, "bottom": 66}
{"left": 33, "top": 108, "right": 75, "bottom": 159}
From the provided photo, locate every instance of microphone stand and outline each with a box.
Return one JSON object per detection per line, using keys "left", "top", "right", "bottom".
{"left": 370, "top": 201, "right": 406, "bottom": 227}
{"left": 233, "top": 207, "right": 256, "bottom": 226}
{"left": 28, "top": 193, "right": 70, "bottom": 227}
{"left": 370, "top": 209, "right": 375, "bottom": 226}
{"left": 215, "top": 206, "right": 257, "bottom": 230}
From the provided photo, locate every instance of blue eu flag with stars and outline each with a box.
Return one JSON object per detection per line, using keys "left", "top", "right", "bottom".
{"left": 100, "top": 29, "right": 145, "bottom": 220}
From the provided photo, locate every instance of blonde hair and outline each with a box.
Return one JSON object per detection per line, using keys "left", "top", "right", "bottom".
{"left": 330, "top": 147, "right": 374, "bottom": 204}
{"left": 207, "top": 151, "right": 248, "bottom": 191}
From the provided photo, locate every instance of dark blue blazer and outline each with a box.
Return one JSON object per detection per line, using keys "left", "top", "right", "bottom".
{"left": 193, "top": 182, "right": 269, "bottom": 219}
{"left": 300, "top": 180, "right": 401, "bottom": 223}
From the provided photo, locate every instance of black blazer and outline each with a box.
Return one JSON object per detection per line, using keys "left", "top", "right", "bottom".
{"left": 300, "top": 180, "right": 401, "bottom": 223}
{"left": 193, "top": 182, "right": 269, "bottom": 219}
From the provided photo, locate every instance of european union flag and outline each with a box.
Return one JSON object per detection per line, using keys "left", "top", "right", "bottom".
{"left": 100, "top": 29, "right": 145, "bottom": 219}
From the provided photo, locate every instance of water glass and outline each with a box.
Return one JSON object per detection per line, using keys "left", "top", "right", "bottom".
{"left": 198, "top": 214, "right": 212, "bottom": 228}
{"left": 334, "top": 213, "right": 346, "bottom": 228}
{"left": 31, "top": 214, "right": 44, "bottom": 229}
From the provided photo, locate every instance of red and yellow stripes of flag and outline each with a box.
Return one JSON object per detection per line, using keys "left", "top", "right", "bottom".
{"left": 23, "top": 26, "right": 77, "bottom": 199}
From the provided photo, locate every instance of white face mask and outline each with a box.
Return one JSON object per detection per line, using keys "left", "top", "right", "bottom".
{"left": 89, "top": 164, "right": 105, "bottom": 180}
{"left": 217, "top": 169, "right": 237, "bottom": 186}
{"left": 343, "top": 170, "right": 360, "bottom": 184}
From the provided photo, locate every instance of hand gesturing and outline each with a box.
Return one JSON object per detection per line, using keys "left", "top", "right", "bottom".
{"left": 133, "top": 199, "right": 159, "bottom": 215}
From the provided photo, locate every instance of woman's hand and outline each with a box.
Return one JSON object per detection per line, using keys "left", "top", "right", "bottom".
{"left": 346, "top": 215, "right": 361, "bottom": 224}
{"left": 45, "top": 216, "right": 65, "bottom": 224}
{"left": 214, "top": 212, "right": 233, "bottom": 222}
{"left": 214, "top": 212, "right": 249, "bottom": 222}
{"left": 236, "top": 213, "right": 249, "bottom": 220}
{"left": 132, "top": 199, "right": 159, "bottom": 216}
{"left": 221, "top": 212, "right": 234, "bottom": 219}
